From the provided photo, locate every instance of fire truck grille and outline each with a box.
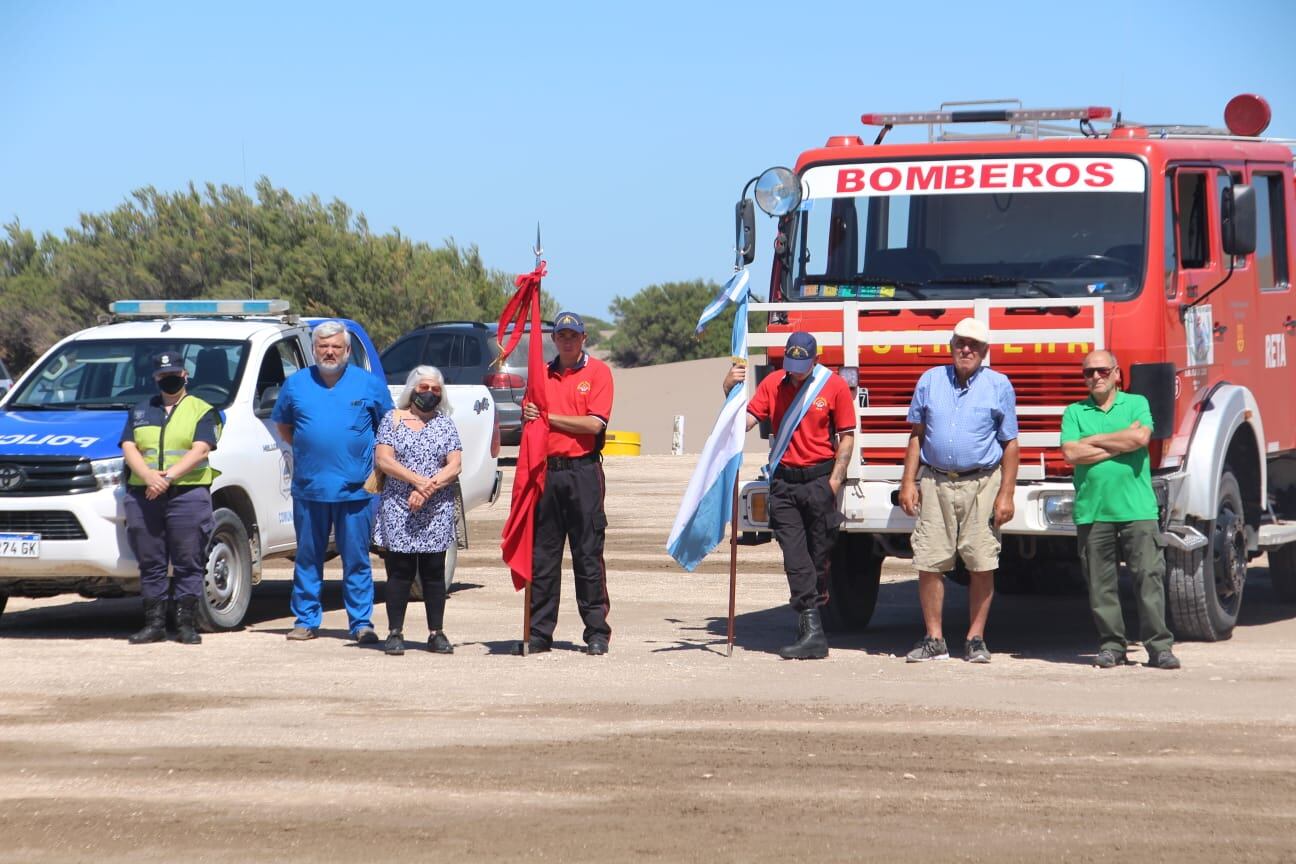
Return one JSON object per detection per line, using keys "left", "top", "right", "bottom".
{"left": 0, "top": 457, "right": 96, "bottom": 496}
{"left": 859, "top": 365, "right": 1089, "bottom": 472}
{"left": 0, "top": 510, "right": 88, "bottom": 540}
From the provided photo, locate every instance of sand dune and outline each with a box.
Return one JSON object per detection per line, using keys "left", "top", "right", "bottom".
{"left": 607, "top": 355, "right": 768, "bottom": 455}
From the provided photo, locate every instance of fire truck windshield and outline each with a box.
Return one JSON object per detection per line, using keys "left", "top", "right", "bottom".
{"left": 786, "top": 179, "right": 1147, "bottom": 302}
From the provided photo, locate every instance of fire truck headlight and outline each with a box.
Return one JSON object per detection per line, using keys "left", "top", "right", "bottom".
{"left": 92, "top": 457, "right": 126, "bottom": 490}
{"left": 754, "top": 167, "right": 802, "bottom": 216}
{"left": 1041, "top": 493, "right": 1075, "bottom": 527}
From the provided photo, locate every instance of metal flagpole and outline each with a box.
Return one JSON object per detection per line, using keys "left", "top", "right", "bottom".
{"left": 727, "top": 472, "right": 740, "bottom": 657}
{"left": 521, "top": 225, "right": 542, "bottom": 656}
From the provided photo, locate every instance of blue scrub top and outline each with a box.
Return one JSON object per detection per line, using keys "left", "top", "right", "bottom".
{"left": 272, "top": 365, "right": 394, "bottom": 502}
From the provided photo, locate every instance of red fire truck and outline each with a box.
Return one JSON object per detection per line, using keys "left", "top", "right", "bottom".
{"left": 735, "top": 96, "right": 1296, "bottom": 641}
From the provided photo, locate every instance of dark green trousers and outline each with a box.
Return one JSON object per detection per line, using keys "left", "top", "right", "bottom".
{"left": 1076, "top": 520, "right": 1174, "bottom": 655}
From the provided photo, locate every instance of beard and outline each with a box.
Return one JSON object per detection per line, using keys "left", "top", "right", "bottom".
{"left": 317, "top": 359, "right": 346, "bottom": 374}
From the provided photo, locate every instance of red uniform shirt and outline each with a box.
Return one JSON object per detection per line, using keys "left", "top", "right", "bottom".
{"left": 544, "top": 352, "right": 614, "bottom": 457}
{"left": 747, "top": 368, "right": 855, "bottom": 468}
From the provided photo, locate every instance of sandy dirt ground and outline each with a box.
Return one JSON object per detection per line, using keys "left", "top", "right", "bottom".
{"left": 3, "top": 455, "right": 1296, "bottom": 863}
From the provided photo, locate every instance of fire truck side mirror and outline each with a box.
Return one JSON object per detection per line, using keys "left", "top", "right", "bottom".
{"left": 1126, "top": 363, "right": 1175, "bottom": 441}
{"left": 1221, "top": 183, "right": 1257, "bottom": 257}
{"left": 736, "top": 198, "right": 756, "bottom": 265}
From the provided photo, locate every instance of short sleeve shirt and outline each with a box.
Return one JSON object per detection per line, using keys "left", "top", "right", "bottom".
{"left": 906, "top": 365, "right": 1018, "bottom": 473}
{"left": 545, "top": 353, "right": 614, "bottom": 458}
{"left": 271, "top": 364, "right": 395, "bottom": 502}
{"left": 747, "top": 368, "right": 855, "bottom": 468}
{"left": 1060, "top": 391, "right": 1158, "bottom": 524}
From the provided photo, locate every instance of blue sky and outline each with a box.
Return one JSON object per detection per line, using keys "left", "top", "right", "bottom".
{"left": 2, "top": 0, "right": 1294, "bottom": 318}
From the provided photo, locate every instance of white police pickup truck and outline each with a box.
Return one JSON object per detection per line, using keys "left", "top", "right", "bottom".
{"left": 0, "top": 299, "right": 501, "bottom": 630}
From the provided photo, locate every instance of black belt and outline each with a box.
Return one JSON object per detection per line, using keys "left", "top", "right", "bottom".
{"left": 773, "top": 460, "right": 834, "bottom": 483}
{"left": 546, "top": 453, "right": 601, "bottom": 471}
{"left": 923, "top": 463, "right": 996, "bottom": 481}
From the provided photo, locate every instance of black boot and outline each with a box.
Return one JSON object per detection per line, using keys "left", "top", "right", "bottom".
{"left": 175, "top": 597, "right": 203, "bottom": 645}
{"left": 128, "top": 598, "right": 168, "bottom": 644}
{"left": 778, "top": 608, "right": 829, "bottom": 660}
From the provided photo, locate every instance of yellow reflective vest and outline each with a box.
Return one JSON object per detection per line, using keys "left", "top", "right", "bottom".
{"left": 127, "top": 395, "right": 222, "bottom": 486}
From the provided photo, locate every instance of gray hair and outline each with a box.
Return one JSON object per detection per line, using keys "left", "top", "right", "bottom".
{"left": 396, "top": 365, "right": 453, "bottom": 416}
{"left": 1085, "top": 348, "right": 1120, "bottom": 370}
{"left": 312, "top": 320, "right": 353, "bottom": 348}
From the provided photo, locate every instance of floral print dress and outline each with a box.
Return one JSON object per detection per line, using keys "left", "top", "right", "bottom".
{"left": 373, "top": 411, "right": 462, "bottom": 553}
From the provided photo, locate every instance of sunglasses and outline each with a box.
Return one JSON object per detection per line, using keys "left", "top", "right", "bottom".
{"left": 1082, "top": 366, "right": 1114, "bottom": 378}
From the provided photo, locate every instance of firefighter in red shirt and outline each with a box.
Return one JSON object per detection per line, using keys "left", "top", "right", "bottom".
{"left": 518, "top": 312, "right": 614, "bottom": 655}
{"left": 724, "top": 332, "right": 855, "bottom": 659}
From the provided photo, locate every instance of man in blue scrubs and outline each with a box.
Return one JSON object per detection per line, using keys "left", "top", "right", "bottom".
{"left": 273, "top": 320, "right": 394, "bottom": 643}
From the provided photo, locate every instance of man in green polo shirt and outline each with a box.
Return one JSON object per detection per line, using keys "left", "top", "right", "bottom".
{"left": 1060, "top": 350, "right": 1180, "bottom": 670}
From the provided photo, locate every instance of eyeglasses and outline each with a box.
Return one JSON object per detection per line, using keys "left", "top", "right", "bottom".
{"left": 1082, "top": 367, "right": 1114, "bottom": 379}
{"left": 952, "top": 338, "right": 986, "bottom": 352}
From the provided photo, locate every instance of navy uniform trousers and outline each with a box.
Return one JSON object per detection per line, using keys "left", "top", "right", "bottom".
{"left": 768, "top": 460, "right": 842, "bottom": 613}
{"left": 530, "top": 457, "right": 611, "bottom": 644}
{"left": 123, "top": 485, "right": 214, "bottom": 601}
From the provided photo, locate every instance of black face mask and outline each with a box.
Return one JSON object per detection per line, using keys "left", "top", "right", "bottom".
{"left": 157, "top": 375, "right": 185, "bottom": 395}
{"left": 410, "top": 390, "right": 441, "bottom": 413}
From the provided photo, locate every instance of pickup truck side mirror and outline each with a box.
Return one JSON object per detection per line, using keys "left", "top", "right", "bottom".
{"left": 256, "top": 385, "right": 281, "bottom": 417}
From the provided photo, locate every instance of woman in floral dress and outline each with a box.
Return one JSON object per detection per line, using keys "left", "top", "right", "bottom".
{"left": 374, "top": 365, "right": 462, "bottom": 655}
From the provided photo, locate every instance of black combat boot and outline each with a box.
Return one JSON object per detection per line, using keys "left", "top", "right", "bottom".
{"left": 778, "top": 608, "right": 829, "bottom": 660}
{"left": 128, "top": 598, "right": 168, "bottom": 644}
{"left": 174, "top": 597, "right": 203, "bottom": 645}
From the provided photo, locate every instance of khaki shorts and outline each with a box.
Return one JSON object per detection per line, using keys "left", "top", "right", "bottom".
{"left": 910, "top": 466, "right": 1002, "bottom": 573}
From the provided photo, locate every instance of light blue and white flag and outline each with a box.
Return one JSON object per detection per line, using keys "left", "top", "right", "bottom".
{"left": 667, "top": 270, "right": 751, "bottom": 571}
{"left": 694, "top": 269, "right": 750, "bottom": 336}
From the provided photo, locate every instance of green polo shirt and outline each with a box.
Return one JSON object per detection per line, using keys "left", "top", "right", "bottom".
{"left": 1060, "top": 391, "right": 1158, "bottom": 525}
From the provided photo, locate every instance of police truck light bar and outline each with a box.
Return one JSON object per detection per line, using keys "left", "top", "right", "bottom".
{"left": 109, "top": 299, "right": 290, "bottom": 317}
{"left": 860, "top": 106, "right": 1112, "bottom": 126}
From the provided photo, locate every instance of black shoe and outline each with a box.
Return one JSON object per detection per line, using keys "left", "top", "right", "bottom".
{"left": 512, "top": 636, "right": 552, "bottom": 655}
{"left": 1093, "top": 648, "right": 1127, "bottom": 668}
{"left": 586, "top": 637, "right": 609, "bottom": 656}
{"left": 354, "top": 627, "right": 379, "bottom": 645}
{"left": 1148, "top": 648, "right": 1181, "bottom": 670}
{"left": 128, "top": 599, "right": 168, "bottom": 644}
{"left": 428, "top": 632, "right": 454, "bottom": 654}
{"left": 384, "top": 631, "right": 405, "bottom": 656}
{"left": 778, "top": 609, "right": 829, "bottom": 660}
{"left": 174, "top": 597, "right": 203, "bottom": 645}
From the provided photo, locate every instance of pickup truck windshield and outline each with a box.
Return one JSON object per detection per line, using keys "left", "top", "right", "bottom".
{"left": 8, "top": 339, "right": 248, "bottom": 410}
{"left": 787, "top": 156, "right": 1148, "bottom": 302}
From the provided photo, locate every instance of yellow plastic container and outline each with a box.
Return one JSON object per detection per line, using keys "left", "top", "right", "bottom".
{"left": 602, "top": 430, "right": 641, "bottom": 456}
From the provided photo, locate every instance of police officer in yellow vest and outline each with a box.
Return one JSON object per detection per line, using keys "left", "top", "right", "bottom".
{"left": 119, "top": 352, "right": 222, "bottom": 644}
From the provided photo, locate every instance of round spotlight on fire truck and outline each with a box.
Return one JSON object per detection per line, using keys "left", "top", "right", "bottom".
{"left": 754, "top": 167, "right": 802, "bottom": 217}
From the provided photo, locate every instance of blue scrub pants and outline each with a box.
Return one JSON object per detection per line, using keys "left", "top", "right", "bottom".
{"left": 291, "top": 498, "right": 375, "bottom": 634}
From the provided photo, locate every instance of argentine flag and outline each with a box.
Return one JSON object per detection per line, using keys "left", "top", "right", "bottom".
{"left": 667, "top": 270, "right": 751, "bottom": 571}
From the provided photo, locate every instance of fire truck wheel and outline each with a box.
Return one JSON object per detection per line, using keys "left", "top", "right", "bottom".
{"left": 823, "top": 533, "right": 882, "bottom": 632}
{"left": 1266, "top": 543, "right": 1296, "bottom": 603}
{"left": 198, "top": 508, "right": 253, "bottom": 632}
{"left": 1166, "top": 470, "right": 1246, "bottom": 641}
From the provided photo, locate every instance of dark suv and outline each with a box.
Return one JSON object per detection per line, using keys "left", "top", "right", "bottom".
{"left": 380, "top": 321, "right": 556, "bottom": 445}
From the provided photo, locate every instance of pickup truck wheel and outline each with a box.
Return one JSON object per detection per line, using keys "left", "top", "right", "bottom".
{"left": 1167, "top": 469, "right": 1246, "bottom": 641}
{"left": 198, "top": 508, "right": 253, "bottom": 632}
{"left": 1266, "top": 542, "right": 1296, "bottom": 603}
{"left": 822, "top": 532, "right": 882, "bottom": 632}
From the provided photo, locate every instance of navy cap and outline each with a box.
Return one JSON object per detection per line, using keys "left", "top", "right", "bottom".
{"left": 553, "top": 311, "right": 586, "bottom": 334}
{"left": 782, "top": 331, "right": 818, "bottom": 375}
{"left": 153, "top": 352, "right": 185, "bottom": 375}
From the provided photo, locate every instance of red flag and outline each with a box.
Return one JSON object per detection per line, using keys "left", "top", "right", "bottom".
{"left": 499, "top": 262, "right": 549, "bottom": 590}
